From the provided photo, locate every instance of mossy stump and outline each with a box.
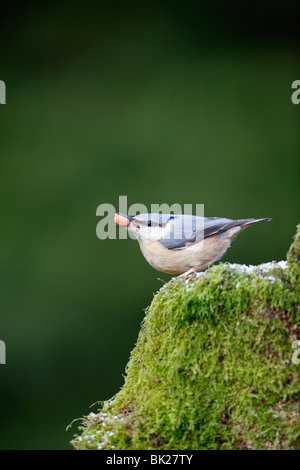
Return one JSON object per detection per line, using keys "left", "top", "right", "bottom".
{"left": 71, "top": 224, "right": 300, "bottom": 450}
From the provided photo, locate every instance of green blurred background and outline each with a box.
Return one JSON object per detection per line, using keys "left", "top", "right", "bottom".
{"left": 0, "top": 1, "right": 299, "bottom": 449}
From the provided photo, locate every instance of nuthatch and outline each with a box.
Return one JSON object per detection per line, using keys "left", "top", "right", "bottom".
{"left": 114, "top": 213, "right": 271, "bottom": 276}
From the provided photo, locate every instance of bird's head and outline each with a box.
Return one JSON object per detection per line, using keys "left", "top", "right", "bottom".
{"left": 114, "top": 213, "right": 173, "bottom": 242}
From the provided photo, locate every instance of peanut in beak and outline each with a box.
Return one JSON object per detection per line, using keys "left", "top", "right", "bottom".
{"left": 114, "top": 213, "right": 131, "bottom": 227}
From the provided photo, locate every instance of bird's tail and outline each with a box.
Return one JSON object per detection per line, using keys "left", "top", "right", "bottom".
{"left": 224, "top": 217, "right": 272, "bottom": 240}
{"left": 239, "top": 217, "right": 272, "bottom": 226}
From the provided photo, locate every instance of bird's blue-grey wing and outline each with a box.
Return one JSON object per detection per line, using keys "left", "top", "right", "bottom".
{"left": 159, "top": 216, "right": 241, "bottom": 250}
{"left": 159, "top": 215, "right": 269, "bottom": 251}
{"left": 159, "top": 215, "right": 205, "bottom": 250}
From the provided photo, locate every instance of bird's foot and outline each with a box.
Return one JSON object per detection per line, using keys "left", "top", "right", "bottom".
{"left": 177, "top": 268, "right": 197, "bottom": 278}
{"left": 157, "top": 277, "right": 168, "bottom": 284}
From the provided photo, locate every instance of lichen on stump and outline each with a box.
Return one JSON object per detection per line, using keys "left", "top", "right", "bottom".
{"left": 71, "top": 224, "right": 300, "bottom": 450}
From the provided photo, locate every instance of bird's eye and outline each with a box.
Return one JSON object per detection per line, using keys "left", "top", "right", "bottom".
{"left": 147, "top": 221, "right": 152, "bottom": 227}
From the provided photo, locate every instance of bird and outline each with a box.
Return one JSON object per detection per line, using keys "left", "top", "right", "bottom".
{"left": 114, "top": 213, "right": 272, "bottom": 276}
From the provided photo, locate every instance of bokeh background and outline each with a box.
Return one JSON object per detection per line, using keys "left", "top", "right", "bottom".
{"left": 0, "top": 0, "right": 299, "bottom": 449}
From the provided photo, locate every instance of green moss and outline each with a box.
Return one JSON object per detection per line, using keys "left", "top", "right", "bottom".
{"left": 71, "top": 225, "right": 300, "bottom": 450}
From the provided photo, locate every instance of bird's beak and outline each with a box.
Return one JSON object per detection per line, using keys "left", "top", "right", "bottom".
{"left": 114, "top": 213, "right": 133, "bottom": 227}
